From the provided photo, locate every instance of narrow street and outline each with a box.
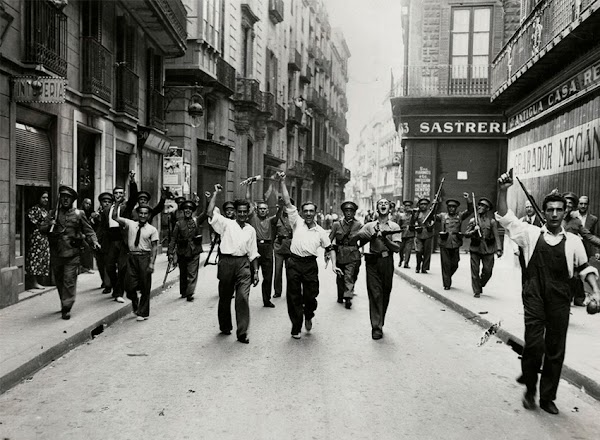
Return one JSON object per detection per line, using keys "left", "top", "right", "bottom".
{"left": 1, "top": 260, "right": 600, "bottom": 440}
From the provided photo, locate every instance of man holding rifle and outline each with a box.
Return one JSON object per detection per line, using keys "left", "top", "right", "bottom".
{"left": 464, "top": 196, "right": 502, "bottom": 298}
{"left": 414, "top": 198, "right": 436, "bottom": 274}
{"left": 496, "top": 171, "right": 600, "bottom": 415}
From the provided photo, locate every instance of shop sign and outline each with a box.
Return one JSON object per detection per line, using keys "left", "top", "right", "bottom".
{"left": 509, "top": 117, "right": 600, "bottom": 179}
{"left": 12, "top": 76, "right": 66, "bottom": 103}
{"left": 399, "top": 116, "right": 506, "bottom": 139}
{"left": 508, "top": 59, "right": 600, "bottom": 132}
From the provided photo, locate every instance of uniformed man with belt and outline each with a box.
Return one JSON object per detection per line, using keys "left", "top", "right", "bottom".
{"left": 435, "top": 193, "right": 473, "bottom": 290}
{"left": 414, "top": 198, "right": 436, "bottom": 274}
{"left": 350, "top": 198, "right": 402, "bottom": 340}
{"left": 273, "top": 197, "right": 294, "bottom": 298}
{"left": 40, "top": 185, "right": 100, "bottom": 320}
{"left": 168, "top": 200, "right": 207, "bottom": 302}
{"left": 464, "top": 197, "right": 503, "bottom": 297}
{"left": 278, "top": 173, "right": 340, "bottom": 339}
{"left": 398, "top": 200, "right": 416, "bottom": 268}
{"left": 330, "top": 201, "right": 363, "bottom": 309}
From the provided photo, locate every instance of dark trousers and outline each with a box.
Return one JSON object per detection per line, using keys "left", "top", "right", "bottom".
{"left": 125, "top": 253, "right": 153, "bottom": 317}
{"left": 257, "top": 242, "right": 274, "bottom": 304}
{"left": 401, "top": 237, "right": 414, "bottom": 266}
{"left": 336, "top": 260, "right": 360, "bottom": 301}
{"left": 286, "top": 255, "right": 319, "bottom": 335}
{"left": 570, "top": 278, "right": 586, "bottom": 304}
{"left": 106, "top": 239, "right": 127, "bottom": 298}
{"left": 51, "top": 254, "right": 80, "bottom": 313}
{"left": 80, "top": 244, "right": 94, "bottom": 270}
{"left": 415, "top": 237, "right": 433, "bottom": 271}
{"left": 470, "top": 252, "right": 495, "bottom": 294}
{"left": 365, "top": 255, "right": 394, "bottom": 333}
{"left": 95, "top": 250, "right": 110, "bottom": 288}
{"left": 440, "top": 247, "right": 460, "bottom": 288}
{"left": 178, "top": 253, "right": 200, "bottom": 298}
{"left": 273, "top": 250, "right": 289, "bottom": 296}
{"left": 217, "top": 255, "right": 252, "bottom": 338}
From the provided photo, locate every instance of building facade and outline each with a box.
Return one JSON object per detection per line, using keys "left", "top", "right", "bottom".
{"left": 491, "top": 0, "right": 600, "bottom": 213}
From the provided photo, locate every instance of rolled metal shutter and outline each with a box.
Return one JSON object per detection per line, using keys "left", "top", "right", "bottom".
{"left": 16, "top": 123, "right": 52, "bottom": 186}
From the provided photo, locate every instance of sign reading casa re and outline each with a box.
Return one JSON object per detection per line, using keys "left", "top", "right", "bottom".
{"left": 12, "top": 76, "right": 67, "bottom": 103}
{"left": 398, "top": 116, "right": 506, "bottom": 138}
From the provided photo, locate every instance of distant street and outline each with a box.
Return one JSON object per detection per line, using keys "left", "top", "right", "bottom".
{"left": 1, "top": 259, "right": 600, "bottom": 440}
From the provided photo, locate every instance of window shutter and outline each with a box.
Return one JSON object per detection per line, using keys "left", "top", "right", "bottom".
{"left": 16, "top": 125, "right": 52, "bottom": 186}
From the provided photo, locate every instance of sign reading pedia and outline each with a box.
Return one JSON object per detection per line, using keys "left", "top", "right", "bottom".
{"left": 12, "top": 76, "right": 66, "bottom": 103}
{"left": 510, "top": 118, "right": 600, "bottom": 179}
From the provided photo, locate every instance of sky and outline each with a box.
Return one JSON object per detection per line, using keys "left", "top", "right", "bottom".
{"left": 325, "top": 0, "right": 405, "bottom": 148}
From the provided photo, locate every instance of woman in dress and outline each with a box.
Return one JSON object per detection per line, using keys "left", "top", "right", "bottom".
{"left": 26, "top": 191, "right": 51, "bottom": 289}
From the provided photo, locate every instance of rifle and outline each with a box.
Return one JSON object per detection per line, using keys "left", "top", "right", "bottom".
{"left": 162, "top": 256, "right": 177, "bottom": 289}
{"left": 513, "top": 168, "right": 546, "bottom": 225}
{"left": 472, "top": 192, "right": 482, "bottom": 238}
{"left": 204, "top": 234, "right": 220, "bottom": 266}
{"left": 421, "top": 177, "right": 445, "bottom": 226}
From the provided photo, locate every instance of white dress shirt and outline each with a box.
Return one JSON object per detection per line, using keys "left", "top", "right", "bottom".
{"left": 209, "top": 211, "right": 260, "bottom": 261}
{"left": 286, "top": 206, "right": 331, "bottom": 257}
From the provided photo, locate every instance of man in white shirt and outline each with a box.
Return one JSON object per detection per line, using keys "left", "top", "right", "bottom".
{"left": 278, "top": 173, "right": 340, "bottom": 339}
{"left": 207, "top": 184, "right": 260, "bottom": 344}
{"left": 496, "top": 172, "right": 600, "bottom": 415}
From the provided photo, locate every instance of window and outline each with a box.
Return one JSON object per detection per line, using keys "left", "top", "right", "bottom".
{"left": 116, "top": 15, "right": 137, "bottom": 68}
{"left": 81, "top": 0, "right": 102, "bottom": 41}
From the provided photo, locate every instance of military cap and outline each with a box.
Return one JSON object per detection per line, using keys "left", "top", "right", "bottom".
{"left": 98, "top": 192, "right": 114, "bottom": 202}
{"left": 562, "top": 191, "right": 579, "bottom": 205}
{"left": 137, "top": 191, "right": 152, "bottom": 202}
{"left": 340, "top": 201, "right": 358, "bottom": 211}
{"left": 59, "top": 185, "right": 78, "bottom": 199}
{"left": 222, "top": 201, "right": 235, "bottom": 210}
{"left": 417, "top": 198, "right": 430, "bottom": 205}
{"left": 175, "top": 196, "right": 186, "bottom": 205}
{"left": 446, "top": 199, "right": 460, "bottom": 207}
{"left": 135, "top": 204, "right": 151, "bottom": 213}
{"left": 112, "top": 185, "right": 125, "bottom": 193}
{"left": 478, "top": 197, "right": 493, "bottom": 209}
{"left": 402, "top": 200, "right": 414, "bottom": 206}
{"left": 180, "top": 200, "right": 197, "bottom": 211}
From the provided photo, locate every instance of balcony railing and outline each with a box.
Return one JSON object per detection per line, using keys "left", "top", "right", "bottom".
{"left": 288, "top": 49, "right": 302, "bottom": 72}
{"left": 491, "top": 0, "right": 597, "bottom": 97}
{"left": 24, "top": 0, "right": 67, "bottom": 77}
{"left": 307, "top": 45, "right": 316, "bottom": 59}
{"left": 260, "top": 91, "right": 275, "bottom": 115}
{"left": 269, "top": 0, "right": 284, "bottom": 24}
{"left": 216, "top": 57, "right": 236, "bottom": 94}
{"left": 391, "top": 65, "right": 492, "bottom": 97}
{"left": 343, "top": 168, "right": 351, "bottom": 181}
{"left": 307, "top": 146, "right": 343, "bottom": 171}
{"left": 234, "top": 78, "right": 261, "bottom": 107}
{"left": 115, "top": 64, "right": 139, "bottom": 118}
{"left": 81, "top": 38, "right": 112, "bottom": 103}
{"left": 149, "top": 89, "right": 166, "bottom": 131}
{"left": 300, "top": 69, "right": 312, "bottom": 84}
{"left": 287, "top": 103, "right": 303, "bottom": 125}
{"left": 268, "top": 103, "right": 286, "bottom": 129}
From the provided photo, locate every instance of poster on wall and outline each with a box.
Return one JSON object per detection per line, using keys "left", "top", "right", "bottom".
{"left": 163, "top": 147, "right": 183, "bottom": 194}
{"left": 414, "top": 166, "right": 431, "bottom": 200}
{"left": 183, "top": 163, "right": 191, "bottom": 195}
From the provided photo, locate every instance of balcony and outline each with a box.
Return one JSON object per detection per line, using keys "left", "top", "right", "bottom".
{"left": 491, "top": 0, "right": 600, "bottom": 103}
{"left": 391, "top": 65, "right": 492, "bottom": 97}
{"left": 121, "top": 0, "right": 187, "bottom": 57}
{"left": 306, "top": 87, "right": 327, "bottom": 113}
{"left": 306, "top": 146, "right": 343, "bottom": 172}
{"left": 288, "top": 49, "right": 302, "bottom": 72}
{"left": 234, "top": 78, "right": 261, "bottom": 107}
{"left": 268, "top": 0, "right": 284, "bottom": 24}
{"left": 307, "top": 45, "right": 316, "bottom": 59}
{"left": 300, "top": 69, "right": 312, "bottom": 84}
{"left": 115, "top": 64, "right": 139, "bottom": 119}
{"left": 339, "top": 167, "right": 351, "bottom": 184}
{"left": 288, "top": 160, "right": 305, "bottom": 177}
{"left": 259, "top": 91, "right": 275, "bottom": 115}
{"left": 267, "top": 103, "right": 286, "bottom": 129}
{"left": 287, "top": 103, "right": 304, "bottom": 125}
{"left": 214, "top": 57, "right": 236, "bottom": 95}
{"left": 23, "top": 0, "right": 67, "bottom": 77}
{"left": 81, "top": 37, "right": 113, "bottom": 112}
{"left": 149, "top": 89, "right": 166, "bottom": 131}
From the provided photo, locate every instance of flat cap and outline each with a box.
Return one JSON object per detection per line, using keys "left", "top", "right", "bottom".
{"left": 402, "top": 200, "right": 414, "bottom": 206}
{"left": 417, "top": 198, "right": 430, "bottom": 205}
{"left": 180, "top": 200, "right": 197, "bottom": 211}
{"left": 340, "top": 201, "right": 358, "bottom": 211}
{"left": 137, "top": 191, "right": 151, "bottom": 202}
{"left": 478, "top": 197, "right": 493, "bottom": 209}
{"left": 175, "top": 196, "right": 186, "bottom": 205}
{"left": 446, "top": 199, "right": 461, "bottom": 207}
{"left": 98, "top": 192, "right": 114, "bottom": 202}
{"left": 562, "top": 191, "right": 579, "bottom": 205}
{"left": 222, "top": 201, "right": 235, "bottom": 210}
{"left": 59, "top": 185, "right": 78, "bottom": 199}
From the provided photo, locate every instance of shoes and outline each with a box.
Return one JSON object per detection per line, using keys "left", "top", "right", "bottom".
{"left": 474, "top": 293, "right": 481, "bottom": 298}
{"left": 444, "top": 286, "right": 450, "bottom": 290}
{"left": 115, "top": 296, "right": 126, "bottom": 303}
{"left": 186, "top": 296, "right": 195, "bottom": 302}
{"left": 573, "top": 299, "right": 585, "bottom": 307}
{"left": 345, "top": 300, "right": 352, "bottom": 309}
{"left": 540, "top": 399, "right": 559, "bottom": 415}
{"left": 220, "top": 330, "right": 231, "bottom": 335}
{"left": 102, "top": 288, "right": 112, "bottom": 294}
{"left": 415, "top": 268, "right": 420, "bottom": 273}
{"left": 421, "top": 270, "right": 428, "bottom": 274}
{"left": 237, "top": 334, "right": 250, "bottom": 344}
{"left": 516, "top": 374, "right": 526, "bottom": 385}
{"left": 136, "top": 316, "right": 148, "bottom": 321}
{"left": 305, "top": 319, "right": 312, "bottom": 332}
{"left": 273, "top": 293, "right": 282, "bottom": 298}
{"left": 372, "top": 330, "right": 383, "bottom": 340}
{"left": 337, "top": 298, "right": 344, "bottom": 304}
{"left": 291, "top": 333, "right": 301, "bottom": 339}
{"left": 522, "top": 391, "right": 536, "bottom": 410}
{"left": 264, "top": 301, "right": 275, "bottom": 308}
{"left": 403, "top": 265, "right": 410, "bottom": 269}
{"left": 61, "top": 311, "right": 71, "bottom": 320}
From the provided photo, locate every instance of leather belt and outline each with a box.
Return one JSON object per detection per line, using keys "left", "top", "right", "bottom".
{"left": 129, "top": 251, "right": 150, "bottom": 255}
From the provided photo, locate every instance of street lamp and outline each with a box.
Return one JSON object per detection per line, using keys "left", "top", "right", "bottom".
{"left": 164, "top": 84, "right": 212, "bottom": 128}
{"left": 187, "top": 93, "right": 204, "bottom": 128}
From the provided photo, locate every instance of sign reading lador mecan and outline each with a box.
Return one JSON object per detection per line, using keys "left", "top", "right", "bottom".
{"left": 12, "top": 76, "right": 67, "bottom": 103}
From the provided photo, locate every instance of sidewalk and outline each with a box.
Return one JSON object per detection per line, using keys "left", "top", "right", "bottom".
{"left": 394, "top": 245, "right": 600, "bottom": 401}
{"left": 0, "top": 252, "right": 184, "bottom": 394}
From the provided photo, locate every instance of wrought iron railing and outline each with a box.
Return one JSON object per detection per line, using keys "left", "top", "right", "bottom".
{"left": 24, "top": 0, "right": 68, "bottom": 77}
{"left": 149, "top": 89, "right": 166, "bottom": 131}
{"left": 491, "top": 0, "right": 596, "bottom": 96}
{"left": 268, "top": 103, "right": 285, "bottom": 128}
{"left": 234, "top": 77, "right": 261, "bottom": 106}
{"left": 216, "top": 57, "right": 236, "bottom": 93}
{"left": 260, "top": 91, "right": 275, "bottom": 115}
{"left": 153, "top": 0, "right": 187, "bottom": 44}
{"left": 115, "top": 64, "right": 139, "bottom": 118}
{"left": 288, "top": 49, "right": 302, "bottom": 71}
{"left": 81, "top": 37, "right": 112, "bottom": 103}
{"left": 391, "top": 65, "right": 491, "bottom": 97}
{"left": 287, "top": 103, "right": 303, "bottom": 124}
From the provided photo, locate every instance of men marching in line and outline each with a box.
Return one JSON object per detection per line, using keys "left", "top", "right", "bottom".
{"left": 435, "top": 193, "right": 473, "bottom": 290}
{"left": 40, "top": 186, "right": 100, "bottom": 320}
{"left": 330, "top": 201, "right": 363, "bottom": 309}
{"left": 414, "top": 198, "right": 436, "bottom": 274}
{"left": 464, "top": 197, "right": 503, "bottom": 298}
{"left": 350, "top": 198, "right": 402, "bottom": 340}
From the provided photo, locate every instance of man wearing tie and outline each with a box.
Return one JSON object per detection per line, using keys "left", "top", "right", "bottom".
{"left": 519, "top": 201, "right": 542, "bottom": 226}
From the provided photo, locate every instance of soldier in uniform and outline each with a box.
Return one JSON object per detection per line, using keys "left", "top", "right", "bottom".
{"left": 94, "top": 192, "right": 114, "bottom": 291}
{"left": 273, "top": 197, "right": 294, "bottom": 298}
{"left": 330, "top": 201, "right": 363, "bottom": 309}
{"left": 168, "top": 200, "right": 207, "bottom": 302}
{"left": 464, "top": 197, "right": 503, "bottom": 297}
{"left": 40, "top": 185, "right": 100, "bottom": 320}
{"left": 398, "top": 200, "right": 416, "bottom": 268}
{"left": 414, "top": 198, "right": 436, "bottom": 274}
{"left": 435, "top": 194, "right": 473, "bottom": 290}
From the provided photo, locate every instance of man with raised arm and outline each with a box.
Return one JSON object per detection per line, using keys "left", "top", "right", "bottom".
{"left": 496, "top": 172, "right": 600, "bottom": 415}
{"left": 207, "top": 184, "right": 260, "bottom": 344}
{"left": 278, "top": 172, "right": 340, "bottom": 339}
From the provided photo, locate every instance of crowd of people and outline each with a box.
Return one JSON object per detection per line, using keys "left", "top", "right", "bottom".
{"left": 28, "top": 169, "right": 600, "bottom": 415}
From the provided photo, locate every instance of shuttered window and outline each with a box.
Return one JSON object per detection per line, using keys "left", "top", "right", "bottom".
{"left": 16, "top": 123, "right": 52, "bottom": 186}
